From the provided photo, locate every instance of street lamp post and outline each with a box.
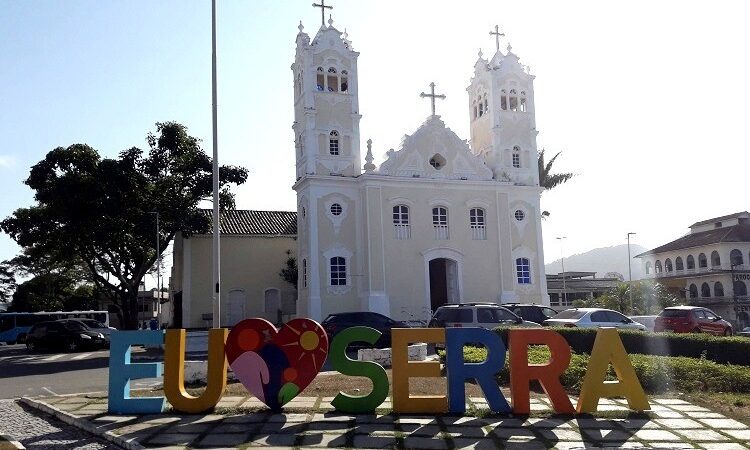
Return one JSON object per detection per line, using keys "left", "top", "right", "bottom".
{"left": 556, "top": 237, "right": 567, "bottom": 306}
{"left": 211, "top": 0, "right": 221, "bottom": 329}
{"left": 627, "top": 232, "right": 636, "bottom": 310}
{"left": 150, "top": 212, "right": 161, "bottom": 327}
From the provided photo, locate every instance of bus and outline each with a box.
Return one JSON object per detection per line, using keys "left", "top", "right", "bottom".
{"left": 0, "top": 311, "right": 110, "bottom": 345}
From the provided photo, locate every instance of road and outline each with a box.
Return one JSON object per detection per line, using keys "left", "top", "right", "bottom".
{"left": 0, "top": 344, "right": 161, "bottom": 399}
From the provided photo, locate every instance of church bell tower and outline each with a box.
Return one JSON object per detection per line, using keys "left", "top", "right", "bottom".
{"left": 467, "top": 27, "right": 539, "bottom": 186}
{"left": 291, "top": 12, "right": 362, "bottom": 180}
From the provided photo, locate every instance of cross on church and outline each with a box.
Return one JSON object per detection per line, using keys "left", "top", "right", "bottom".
{"left": 312, "top": 0, "right": 333, "bottom": 27}
{"left": 420, "top": 82, "right": 446, "bottom": 117}
{"left": 489, "top": 25, "right": 505, "bottom": 52}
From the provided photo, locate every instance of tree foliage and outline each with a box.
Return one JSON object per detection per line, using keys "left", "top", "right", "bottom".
{"left": 0, "top": 261, "right": 16, "bottom": 304}
{"left": 538, "top": 149, "right": 575, "bottom": 191}
{"left": 9, "top": 273, "right": 97, "bottom": 312}
{"left": 279, "top": 251, "right": 298, "bottom": 290}
{"left": 1, "top": 122, "right": 248, "bottom": 329}
{"left": 572, "top": 280, "right": 682, "bottom": 315}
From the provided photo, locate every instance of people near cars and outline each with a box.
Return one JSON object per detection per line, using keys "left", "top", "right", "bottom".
{"left": 542, "top": 308, "right": 647, "bottom": 331}
{"left": 653, "top": 306, "right": 733, "bottom": 336}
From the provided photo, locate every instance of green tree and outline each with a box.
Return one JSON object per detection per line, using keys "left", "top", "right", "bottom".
{"left": 0, "top": 261, "right": 16, "bottom": 304}
{"left": 591, "top": 280, "right": 681, "bottom": 315}
{"left": 1, "top": 122, "right": 248, "bottom": 329}
{"left": 279, "top": 250, "right": 298, "bottom": 290}
{"left": 8, "top": 273, "right": 96, "bottom": 312}
{"left": 538, "top": 149, "right": 575, "bottom": 190}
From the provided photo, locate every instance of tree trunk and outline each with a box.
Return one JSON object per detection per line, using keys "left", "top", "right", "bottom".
{"left": 120, "top": 290, "right": 140, "bottom": 330}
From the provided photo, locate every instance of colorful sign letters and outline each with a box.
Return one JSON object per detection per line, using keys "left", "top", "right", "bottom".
{"left": 108, "top": 320, "right": 650, "bottom": 415}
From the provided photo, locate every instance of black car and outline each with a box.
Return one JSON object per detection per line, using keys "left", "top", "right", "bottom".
{"left": 505, "top": 303, "right": 560, "bottom": 325}
{"left": 321, "top": 312, "right": 409, "bottom": 348}
{"left": 26, "top": 319, "right": 107, "bottom": 352}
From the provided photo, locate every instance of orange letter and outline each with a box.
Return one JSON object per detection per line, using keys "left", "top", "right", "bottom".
{"left": 391, "top": 328, "right": 447, "bottom": 414}
{"left": 509, "top": 328, "right": 574, "bottom": 414}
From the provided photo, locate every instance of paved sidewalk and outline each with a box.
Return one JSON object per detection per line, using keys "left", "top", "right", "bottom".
{"left": 0, "top": 399, "right": 110, "bottom": 450}
{"left": 26, "top": 394, "right": 750, "bottom": 449}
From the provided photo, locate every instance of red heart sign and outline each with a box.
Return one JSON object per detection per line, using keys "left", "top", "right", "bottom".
{"left": 225, "top": 318, "right": 329, "bottom": 411}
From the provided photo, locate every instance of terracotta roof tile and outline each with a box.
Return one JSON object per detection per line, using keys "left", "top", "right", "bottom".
{"left": 200, "top": 209, "right": 297, "bottom": 236}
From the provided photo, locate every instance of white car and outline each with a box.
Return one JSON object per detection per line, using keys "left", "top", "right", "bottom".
{"left": 629, "top": 315, "right": 657, "bottom": 332}
{"left": 543, "top": 308, "right": 647, "bottom": 331}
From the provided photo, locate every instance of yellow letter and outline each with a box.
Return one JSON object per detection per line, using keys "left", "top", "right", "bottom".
{"left": 391, "top": 328, "right": 447, "bottom": 414}
{"left": 164, "top": 328, "right": 228, "bottom": 413}
{"left": 576, "top": 328, "right": 649, "bottom": 413}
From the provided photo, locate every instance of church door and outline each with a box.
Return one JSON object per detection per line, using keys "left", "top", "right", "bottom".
{"left": 429, "top": 258, "right": 449, "bottom": 311}
{"left": 227, "top": 289, "right": 246, "bottom": 326}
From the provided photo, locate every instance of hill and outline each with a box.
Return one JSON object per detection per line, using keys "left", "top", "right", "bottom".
{"left": 545, "top": 243, "right": 649, "bottom": 280}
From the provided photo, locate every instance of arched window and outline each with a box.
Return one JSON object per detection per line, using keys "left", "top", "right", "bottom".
{"left": 520, "top": 91, "right": 527, "bottom": 112}
{"left": 516, "top": 258, "right": 531, "bottom": 284}
{"left": 340, "top": 70, "right": 348, "bottom": 92}
{"left": 675, "top": 256, "right": 684, "bottom": 271}
{"left": 734, "top": 280, "right": 748, "bottom": 297}
{"left": 645, "top": 262, "right": 652, "bottom": 274}
{"left": 655, "top": 260, "right": 662, "bottom": 273}
{"left": 500, "top": 89, "right": 508, "bottom": 110}
{"left": 711, "top": 251, "right": 721, "bottom": 267}
{"left": 432, "top": 207, "right": 449, "bottom": 240}
{"left": 689, "top": 283, "right": 698, "bottom": 298}
{"left": 483, "top": 94, "right": 488, "bottom": 113}
{"left": 316, "top": 67, "right": 325, "bottom": 91}
{"left": 327, "top": 67, "right": 339, "bottom": 92}
{"left": 509, "top": 89, "right": 518, "bottom": 111}
{"left": 701, "top": 282, "right": 711, "bottom": 297}
{"left": 329, "top": 130, "right": 339, "bottom": 155}
{"left": 392, "top": 205, "right": 410, "bottom": 240}
{"left": 665, "top": 258, "right": 673, "bottom": 272}
{"left": 330, "top": 257, "right": 347, "bottom": 286}
{"left": 469, "top": 208, "right": 486, "bottom": 240}
{"left": 478, "top": 98, "right": 484, "bottom": 117}
{"left": 302, "top": 259, "right": 307, "bottom": 288}
{"left": 698, "top": 253, "right": 707, "bottom": 268}
{"left": 714, "top": 282, "right": 725, "bottom": 297}
{"left": 731, "top": 249, "right": 744, "bottom": 267}
{"left": 512, "top": 146, "right": 521, "bottom": 168}
{"left": 687, "top": 255, "right": 695, "bottom": 270}
{"left": 472, "top": 101, "right": 478, "bottom": 120}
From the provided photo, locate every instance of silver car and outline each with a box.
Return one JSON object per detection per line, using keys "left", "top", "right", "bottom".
{"left": 429, "top": 303, "right": 540, "bottom": 330}
{"left": 543, "top": 308, "right": 647, "bottom": 331}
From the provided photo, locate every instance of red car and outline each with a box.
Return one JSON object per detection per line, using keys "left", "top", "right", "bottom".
{"left": 654, "top": 306, "right": 733, "bottom": 336}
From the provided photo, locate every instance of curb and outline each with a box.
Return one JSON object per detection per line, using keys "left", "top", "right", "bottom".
{"left": 0, "top": 434, "right": 25, "bottom": 450}
{"left": 18, "top": 397, "right": 144, "bottom": 450}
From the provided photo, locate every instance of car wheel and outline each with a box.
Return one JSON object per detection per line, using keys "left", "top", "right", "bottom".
{"left": 724, "top": 328, "right": 733, "bottom": 336}
{"left": 65, "top": 339, "right": 78, "bottom": 352}
{"left": 692, "top": 327, "right": 701, "bottom": 333}
{"left": 26, "top": 340, "right": 35, "bottom": 352}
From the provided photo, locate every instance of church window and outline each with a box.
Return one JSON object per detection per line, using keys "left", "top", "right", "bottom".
{"left": 393, "top": 205, "right": 411, "bottom": 240}
{"left": 514, "top": 209, "right": 525, "bottom": 221}
{"left": 330, "top": 203, "right": 343, "bottom": 216}
{"left": 478, "top": 101, "right": 484, "bottom": 117}
{"left": 316, "top": 67, "right": 325, "bottom": 91}
{"left": 520, "top": 91, "right": 527, "bottom": 112}
{"left": 715, "top": 282, "right": 725, "bottom": 297}
{"left": 329, "top": 130, "right": 340, "bottom": 155}
{"left": 516, "top": 258, "right": 531, "bottom": 284}
{"left": 687, "top": 254, "right": 695, "bottom": 269}
{"left": 698, "top": 253, "right": 707, "bottom": 268}
{"left": 512, "top": 146, "right": 521, "bottom": 168}
{"left": 470, "top": 208, "right": 486, "bottom": 240}
{"left": 500, "top": 90, "right": 508, "bottom": 110}
{"left": 509, "top": 89, "right": 518, "bottom": 111}
{"left": 330, "top": 257, "right": 347, "bottom": 286}
{"left": 483, "top": 95, "right": 489, "bottom": 113}
{"left": 701, "top": 282, "right": 711, "bottom": 297}
{"left": 327, "top": 67, "right": 339, "bottom": 92}
{"left": 341, "top": 70, "right": 348, "bottom": 92}
{"left": 302, "top": 259, "right": 308, "bottom": 288}
{"left": 432, "top": 207, "right": 449, "bottom": 240}
{"left": 429, "top": 153, "right": 446, "bottom": 170}
{"left": 689, "top": 283, "right": 698, "bottom": 298}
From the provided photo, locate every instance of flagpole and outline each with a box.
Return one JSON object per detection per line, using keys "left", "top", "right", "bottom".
{"left": 211, "top": 0, "right": 221, "bottom": 328}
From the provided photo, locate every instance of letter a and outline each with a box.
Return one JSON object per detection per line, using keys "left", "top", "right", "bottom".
{"left": 576, "top": 328, "right": 649, "bottom": 413}
{"left": 164, "top": 328, "right": 228, "bottom": 414}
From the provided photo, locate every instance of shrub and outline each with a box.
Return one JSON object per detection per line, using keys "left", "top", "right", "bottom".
{"left": 439, "top": 345, "right": 750, "bottom": 395}
{"left": 492, "top": 327, "right": 750, "bottom": 366}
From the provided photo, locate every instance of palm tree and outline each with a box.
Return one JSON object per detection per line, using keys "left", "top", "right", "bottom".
{"left": 538, "top": 149, "right": 575, "bottom": 191}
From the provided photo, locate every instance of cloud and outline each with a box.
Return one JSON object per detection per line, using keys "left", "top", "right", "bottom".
{"left": 0, "top": 156, "right": 15, "bottom": 168}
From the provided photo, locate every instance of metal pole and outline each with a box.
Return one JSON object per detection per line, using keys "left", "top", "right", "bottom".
{"left": 156, "top": 212, "right": 160, "bottom": 319}
{"left": 627, "top": 232, "right": 635, "bottom": 310}
{"left": 211, "top": 0, "right": 221, "bottom": 328}
{"left": 557, "top": 237, "right": 567, "bottom": 305}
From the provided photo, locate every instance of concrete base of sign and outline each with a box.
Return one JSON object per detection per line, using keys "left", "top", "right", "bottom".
{"left": 357, "top": 343, "right": 427, "bottom": 367}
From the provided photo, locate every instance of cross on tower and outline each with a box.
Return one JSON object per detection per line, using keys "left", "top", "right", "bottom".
{"left": 312, "top": 0, "right": 333, "bottom": 27}
{"left": 420, "top": 82, "right": 446, "bottom": 117}
{"left": 489, "top": 25, "right": 505, "bottom": 52}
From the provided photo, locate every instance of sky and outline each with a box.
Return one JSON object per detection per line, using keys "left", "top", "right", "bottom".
{"left": 1, "top": 0, "right": 749, "bottom": 289}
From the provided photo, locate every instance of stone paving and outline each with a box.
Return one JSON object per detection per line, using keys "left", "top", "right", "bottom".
{"left": 28, "top": 394, "right": 750, "bottom": 449}
{"left": 0, "top": 399, "right": 110, "bottom": 450}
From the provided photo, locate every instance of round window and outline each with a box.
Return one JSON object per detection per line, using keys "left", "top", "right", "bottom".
{"left": 514, "top": 210, "right": 525, "bottom": 221}
{"left": 330, "top": 203, "right": 343, "bottom": 216}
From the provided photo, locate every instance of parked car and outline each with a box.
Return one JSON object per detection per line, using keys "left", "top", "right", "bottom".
{"left": 505, "top": 303, "right": 560, "bottom": 325}
{"left": 428, "top": 303, "right": 539, "bottom": 330}
{"left": 70, "top": 318, "right": 116, "bottom": 345}
{"left": 653, "top": 306, "right": 733, "bottom": 336}
{"left": 26, "top": 319, "right": 107, "bottom": 352}
{"left": 542, "top": 308, "right": 647, "bottom": 331}
{"left": 737, "top": 327, "right": 750, "bottom": 338}
{"left": 629, "top": 315, "right": 658, "bottom": 332}
{"left": 321, "top": 312, "right": 409, "bottom": 348}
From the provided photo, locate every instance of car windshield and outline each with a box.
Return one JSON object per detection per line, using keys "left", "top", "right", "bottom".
{"left": 435, "top": 308, "right": 472, "bottom": 323}
{"left": 552, "top": 310, "right": 586, "bottom": 320}
{"left": 659, "top": 309, "right": 689, "bottom": 318}
{"left": 63, "top": 321, "right": 86, "bottom": 331}
{"left": 80, "top": 319, "right": 106, "bottom": 328}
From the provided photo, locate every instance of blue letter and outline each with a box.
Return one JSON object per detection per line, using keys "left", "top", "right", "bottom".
{"left": 445, "top": 327, "right": 511, "bottom": 414}
{"left": 108, "top": 330, "right": 166, "bottom": 414}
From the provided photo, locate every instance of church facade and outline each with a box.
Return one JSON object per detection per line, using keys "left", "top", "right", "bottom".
{"left": 291, "top": 18, "right": 549, "bottom": 322}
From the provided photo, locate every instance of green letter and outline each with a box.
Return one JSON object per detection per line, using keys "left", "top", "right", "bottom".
{"left": 330, "top": 326, "right": 389, "bottom": 413}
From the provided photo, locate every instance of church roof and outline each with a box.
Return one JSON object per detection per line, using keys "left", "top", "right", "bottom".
{"left": 200, "top": 209, "right": 297, "bottom": 236}
{"left": 636, "top": 224, "right": 750, "bottom": 257}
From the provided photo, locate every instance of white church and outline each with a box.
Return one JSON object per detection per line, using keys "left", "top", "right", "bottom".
{"left": 170, "top": 8, "right": 550, "bottom": 328}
